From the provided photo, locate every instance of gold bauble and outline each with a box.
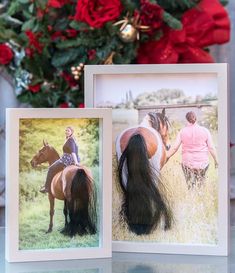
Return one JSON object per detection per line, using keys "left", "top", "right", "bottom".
{"left": 119, "top": 24, "right": 138, "bottom": 43}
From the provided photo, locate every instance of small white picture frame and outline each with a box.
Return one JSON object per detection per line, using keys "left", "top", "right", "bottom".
{"left": 5, "top": 108, "right": 112, "bottom": 262}
{"left": 85, "top": 64, "right": 229, "bottom": 256}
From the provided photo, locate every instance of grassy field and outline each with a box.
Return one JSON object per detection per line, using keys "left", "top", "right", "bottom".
{"left": 19, "top": 167, "right": 100, "bottom": 250}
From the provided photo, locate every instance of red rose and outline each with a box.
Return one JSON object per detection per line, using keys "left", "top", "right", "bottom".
{"left": 74, "top": 0, "right": 123, "bottom": 28}
{"left": 0, "top": 44, "right": 14, "bottom": 65}
{"left": 139, "top": 0, "right": 163, "bottom": 34}
{"left": 28, "top": 84, "right": 41, "bottom": 93}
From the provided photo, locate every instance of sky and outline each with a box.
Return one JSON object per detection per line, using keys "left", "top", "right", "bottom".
{"left": 95, "top": 73, "right": 218, "bottom": 105}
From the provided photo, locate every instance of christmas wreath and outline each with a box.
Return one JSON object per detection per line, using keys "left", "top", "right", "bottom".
{"left": 0, "top": 0, "right": 230, "bottom": 107}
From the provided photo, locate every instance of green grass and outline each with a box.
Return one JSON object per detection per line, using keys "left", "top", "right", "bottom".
{"left": 19, "top": 166, "right": 100, "bottom": 250}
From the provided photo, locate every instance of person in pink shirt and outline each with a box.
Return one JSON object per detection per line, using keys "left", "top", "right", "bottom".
{"left": 167, "top": 111, "right": 218, "bottom": 189}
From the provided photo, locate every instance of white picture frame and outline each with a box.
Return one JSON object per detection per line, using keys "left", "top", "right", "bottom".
{"left": 85, "top": 64, "right": 229, "bottom": 256}
{"left": 5, "top": 108, "right": 112, "bottom": 262}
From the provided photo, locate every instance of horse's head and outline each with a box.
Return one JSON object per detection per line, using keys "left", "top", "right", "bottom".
{"left": 30, "top": 140, "right": 57, "bottom": 168}
{"left": 147, "top": 108, "right": 171, "bottom": 151}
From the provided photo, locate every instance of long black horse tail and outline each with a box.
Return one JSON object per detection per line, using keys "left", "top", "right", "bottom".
{"left": 118, "top": 134, "right": 172, "bottom": 235}
{"left": 65, "top": 169, "right": 97, "bottom": 237}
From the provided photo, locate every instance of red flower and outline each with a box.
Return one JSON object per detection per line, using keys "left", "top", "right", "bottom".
{"left": 25, "top": 31, "right": 44, "bottom": 54}
{"left": 47, "top": 25, "right": 53, "bottom": 32}
{"left": 78, "top": 103, "right": 85, "bottom": 108}
{"left": 28, "top": 84, "right": 41, "bottom": 93}
{"left": 88, "top": 49, "right": 96, "bottom": 60}
{"left": 25, "top": 47, "right": 35, "bottom": 58}
{"left": 61, "top": 72, "right": 78, "bottom": 87}
{"left": 74, "top": 0, "right": 123, "bottom": 28}
{"left": 36, "top": 7, "right": 48, "bottom": 18}
{"left": 137, "top": 0, "right": 230, "bottom": 64}
{"left": 139, "top": 0, "right": 163, "bottom": 34}
{"left": 65, "top": 29, "right": 78, "bottom": 38}
{"left": 59, "top": 102, "right": 69, "bottom": 108}
{"left": 0, "top": 44, "right": 14, "bottom": 65}
{"left": 51, "top": 31, "right": 66, "bottom": 41}
{"left": 48, "top": 0, "right": 70, "bottom": 8}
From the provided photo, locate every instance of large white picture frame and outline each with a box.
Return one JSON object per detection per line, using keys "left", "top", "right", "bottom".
{"left": 85, "top": 64, "right": 229, "bottom": 256}
{"left": 5, "top": 108, "right": 112, "bottom": 262}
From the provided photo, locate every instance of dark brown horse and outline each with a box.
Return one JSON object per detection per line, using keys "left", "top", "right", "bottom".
{"left": 30, "top": 141, "right": 97, "bottom": 237}
{"left": 115, "top": 109, "right": 173, "bottom": 235}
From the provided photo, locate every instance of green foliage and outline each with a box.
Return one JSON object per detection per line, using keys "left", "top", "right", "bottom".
{"left": 201, "top": 106, "right": 218, "bottom": 131}
{"left": 163, "top": 11, "right": 182, "bottom": 29}
{"left": 157, "top": 0, "right": 198, "bottom": 11}
{"left": 52, "top": 48, "right": 86, "bottom": 68}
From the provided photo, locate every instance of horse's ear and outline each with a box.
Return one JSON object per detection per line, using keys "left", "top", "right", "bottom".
{"left": 162, "top": 108, "right": 166, "bottom": 116}
{"left": 43, "top": 140, "right": 48, "bottom": 146}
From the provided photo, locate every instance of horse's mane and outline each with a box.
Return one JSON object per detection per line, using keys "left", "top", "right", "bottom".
{"left": 48, "top": 145, "right": 60, "bottom": 158}
{"left": 148, "top": 112, "right": 170, "bottom": 131}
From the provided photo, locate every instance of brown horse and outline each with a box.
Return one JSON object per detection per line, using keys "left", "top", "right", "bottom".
{"left": 115, "top": 109, "right": 173, "bottom": 235}
{"left": 30, "top": 141, "right": 97, "bottom": 237}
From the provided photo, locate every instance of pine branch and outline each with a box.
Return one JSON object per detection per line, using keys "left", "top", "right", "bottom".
{"left": 163, "top": 11, "right": 182, "bottom": 29}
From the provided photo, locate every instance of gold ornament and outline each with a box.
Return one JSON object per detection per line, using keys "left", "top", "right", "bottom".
{"left": 114, "top": 13, "right": 149, "bottom": 43}
{"left": 71, "top": 63, "right": 84, "bottom": 80}
{"left": 119, "top": 24, "right": 138, "bottom": 43}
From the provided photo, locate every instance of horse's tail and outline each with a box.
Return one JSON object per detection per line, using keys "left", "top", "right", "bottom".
{"left": 118, "top": 133, "right": 172, "bottom": 235}
{"left": 66, "top": 168, "right": 97, "bottom": 237}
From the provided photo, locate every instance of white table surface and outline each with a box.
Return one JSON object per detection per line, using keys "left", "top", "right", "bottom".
{"left": 0, "top": 227, "right": 234, "bottom": 273}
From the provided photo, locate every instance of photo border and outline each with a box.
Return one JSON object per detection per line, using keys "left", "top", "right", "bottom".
{"left": 85, "top": 64, "right": 229, "bottom": 256}
{"left": 5, "top": 108, "right": 112, "bottom": 262}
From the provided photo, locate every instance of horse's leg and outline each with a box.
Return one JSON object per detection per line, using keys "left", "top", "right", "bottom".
{"left": 63, "top": 200, "right": 68, "bottom": 228}
{"left": 47, "top": 193, "right": 55, "bottom": 233}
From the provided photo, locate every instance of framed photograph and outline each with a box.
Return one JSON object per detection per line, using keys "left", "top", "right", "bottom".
{"left": 5, "top": 108, "right": 112, "bottom": 262}
{"left": 85, "top": 64, "right": 229, "bottom": 256}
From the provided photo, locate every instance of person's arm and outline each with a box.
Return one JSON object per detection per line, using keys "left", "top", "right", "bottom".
{"left": 206, "top": 130, "right": 218, "bottom": 168}
{"left": 166, "top": 132, "right": 182, "bottom": 160}
{"left": 72, "top": 152, "right": 79, "bottom": 165}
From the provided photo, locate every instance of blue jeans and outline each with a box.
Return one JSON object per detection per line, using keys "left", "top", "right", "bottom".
{"left": 45, "top": 160, "right": 65, "bottom": 192}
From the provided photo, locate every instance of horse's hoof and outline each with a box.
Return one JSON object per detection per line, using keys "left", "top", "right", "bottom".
{"left": 46, "top": 229, "right": 52, "bottom": 234}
